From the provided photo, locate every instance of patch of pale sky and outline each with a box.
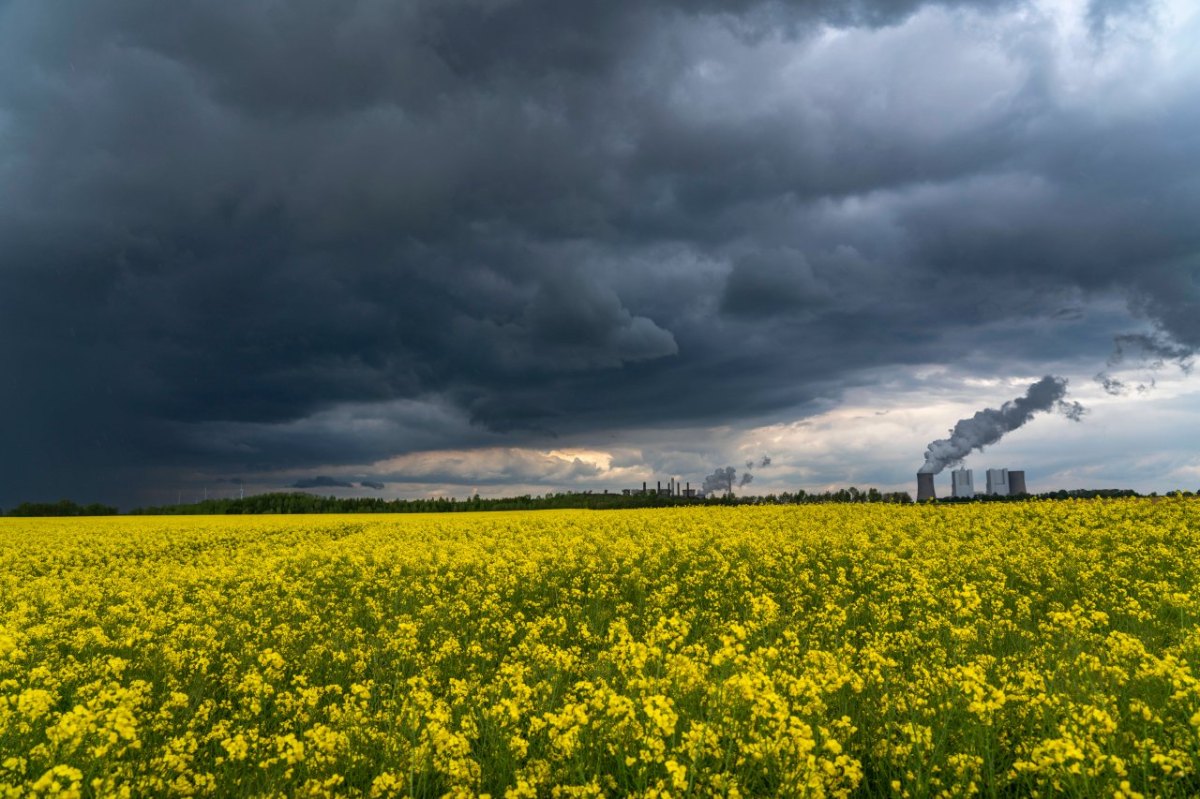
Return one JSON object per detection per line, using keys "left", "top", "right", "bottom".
{"left": 1032, "top": 0, "right": 1183, "bottom": 110}
{"left": 718, "top": 363, "right": 1200, "bottom": 496}
{"left": 184, "top": 342, "right": 1200, "bottom": 503}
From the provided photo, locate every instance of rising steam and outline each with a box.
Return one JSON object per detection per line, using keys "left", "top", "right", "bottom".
{"left": 705, "top": 454, "right": 770, "bottom": 495}
{"left": 1094, "top": 331, "right": 1195, "bottom": 396}
{"left": 1111, "top": 332, "right": 1194, "bottom": 371}
{"left": 919, "top": 376, "right": 1086, "bottom": 475}
{"left": 702, "top": 466, "right": 736, "bottom": 496}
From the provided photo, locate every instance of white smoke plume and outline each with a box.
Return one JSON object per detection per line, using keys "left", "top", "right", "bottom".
{"left": 919, "top": 376, "right": 1086, "bottom": 475}
{"left": 707, "top": 454, "right": 769, "bottom": 495}
{"left": 702, "top": 466, "right": 736, "bottom": 496}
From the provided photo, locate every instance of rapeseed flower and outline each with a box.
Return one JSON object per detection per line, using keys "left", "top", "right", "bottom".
{"left": 0, "top": 499, "right": 1198, "bottom": 795}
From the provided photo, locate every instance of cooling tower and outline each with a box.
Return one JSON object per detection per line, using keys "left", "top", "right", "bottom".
{"left": 1008, "top": 470, "right": 1027, "bottom": 496}
{"left": 916, "top": 473, "right": 936, "bottom": 502}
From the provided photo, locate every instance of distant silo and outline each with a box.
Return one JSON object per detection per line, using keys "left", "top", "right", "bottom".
{"left": 986, "top": 468, "right": 1010, "bottom": 496}
{"left": 952, "top": 468, "right": 975, "bottom": 499}
{"left": 916, "top": 473, "right": 936, "bottom": 502}
{"left": 1009, "top": 470, "right": 1027, "bottom": 496}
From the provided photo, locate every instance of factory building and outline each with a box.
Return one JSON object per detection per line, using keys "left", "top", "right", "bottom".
{"left": 951, "top": 468, "right": 975, "bottom": 499}
{"left": 622, "top": 479, "right": 695, "bottom": 498}
{"left": 986, "top": 468, "right": 1009, "bottom": 496}
{"left": 1008, "top": 470, "right": 1027, "bottom": 495}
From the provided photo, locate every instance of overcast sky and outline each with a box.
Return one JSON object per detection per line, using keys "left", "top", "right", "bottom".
{"left": 2, "top": 0, "right": 1199, "bottom": 507}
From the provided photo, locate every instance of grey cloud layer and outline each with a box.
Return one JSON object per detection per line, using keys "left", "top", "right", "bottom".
{"left": 1, "top": 0, "right": 1196, "bottom": 504}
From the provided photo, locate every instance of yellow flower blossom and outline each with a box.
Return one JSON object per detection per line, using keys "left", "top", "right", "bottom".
{"left": 0, "top": 500, "right": 1198, "bottom": 795}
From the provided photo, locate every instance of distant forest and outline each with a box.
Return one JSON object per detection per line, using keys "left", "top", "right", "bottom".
{"left": 1, "top": 486, "right": 1179, "bottom": 516}
{"left": 2, "top": 499, "right": 120, "bottom": 517}
{"left": 125, "top": 487, "right": 915, "bottom": 516}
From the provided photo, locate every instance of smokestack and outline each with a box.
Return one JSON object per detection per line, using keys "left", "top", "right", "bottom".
{"left": 917, "top": 473, "right": 936, "bottom": 502}
{"left": 642, "top": 481, "right": 646, "bottom": 495}
{"left": 1009, "top": 470, "right": 1027, "bottom": 496}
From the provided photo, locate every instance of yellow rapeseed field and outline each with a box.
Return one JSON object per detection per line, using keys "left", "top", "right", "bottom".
{"left": 2, "top": 500, "right": 1200, "bottom": 798}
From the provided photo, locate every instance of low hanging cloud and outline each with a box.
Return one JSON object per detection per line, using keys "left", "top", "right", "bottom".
{"left": 290, "top": 476, "right": 355, "bottom": 489}
{"left": 367, "top": 446, "right": 619, "bottom": 487}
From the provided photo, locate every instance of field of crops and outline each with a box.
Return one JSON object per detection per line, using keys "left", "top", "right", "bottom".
{"left": 2, "top": 501, "right": 1199, "bottom": 798}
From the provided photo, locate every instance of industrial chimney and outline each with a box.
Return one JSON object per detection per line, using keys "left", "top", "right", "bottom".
{"left": 1008, "top": 470, "right": 1027, "bottom": 496}
{"left": 916, "top": 473, "right": 936, "bottom": 502}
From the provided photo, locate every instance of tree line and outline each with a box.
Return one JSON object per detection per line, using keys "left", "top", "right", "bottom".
{"left": 126, "top": 487, "right": 918, "bottom": 515}
{"left": 5, "top": 486, "right": 1188, "bottom": 517}
{"left": 3, "top": 499, "right": 119, "bottom": 517}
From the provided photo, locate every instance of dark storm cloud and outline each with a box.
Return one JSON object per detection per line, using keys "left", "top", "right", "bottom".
{"left": 290, "top": 476, "right": 355, "bottom": 489}
{"left": 722, "top": 250, "right": 831, "bottom": 318}
{"left": 1, "top": 0, "right": 1197, "bottom": 505}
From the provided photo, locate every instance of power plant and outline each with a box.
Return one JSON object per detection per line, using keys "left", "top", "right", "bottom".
{"left": 914, "top": 375, "right": 1078, "bottom": 502}
{"left": 623, "top": 479, "right": 696, "bottom": 498}
{"left": 917, "top": 467, "right": 1030, "bottom": 501}
{"left": 951, "top": 468, "right": 974, "bottom": 498}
